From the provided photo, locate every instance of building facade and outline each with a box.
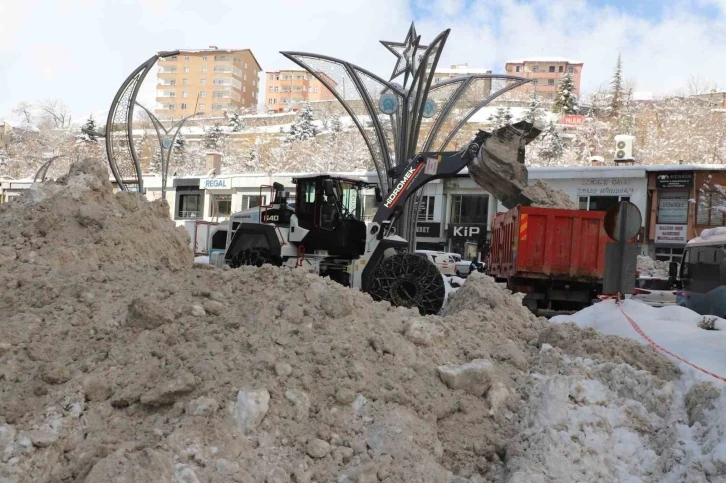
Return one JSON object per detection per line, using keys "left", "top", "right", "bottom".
{"left": 504, "top": 58, "right": 583, "bottom": 100}
{"left": 155, "top": 48, "right": 262, "bottom": 120}
{"left": 264, "top": 70, "right": 337, "bottom": 113}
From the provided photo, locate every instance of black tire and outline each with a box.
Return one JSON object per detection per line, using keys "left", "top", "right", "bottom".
{"left": 228, "top": 247, "right": 281, "bottom": 269}
{"left": 367, "top": 253, "right": 446, "bottom": 315}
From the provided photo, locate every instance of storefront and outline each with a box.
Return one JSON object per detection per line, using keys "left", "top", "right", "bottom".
{"left": 446, "top": 223, "right": 489, "bottom": 261}
{"left": 199, "top": 176, "right": 235, "bottom": 221}
{"left": 647, "top": 171, "right": 693, "bottom": 263}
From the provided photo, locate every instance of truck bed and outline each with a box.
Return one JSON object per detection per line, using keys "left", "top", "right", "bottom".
{"left": 490, "top": 206, "right": 609, "bottom": 281}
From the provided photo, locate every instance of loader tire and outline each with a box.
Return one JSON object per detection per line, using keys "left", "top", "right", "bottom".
{"left": 367, "top": 253, "right": 445, "bottom": 315}
{"left": 228, "top": 248, "right": 281, "bottom": 269}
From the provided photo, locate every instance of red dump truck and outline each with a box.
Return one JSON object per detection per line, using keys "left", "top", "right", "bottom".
{"left": 490, "top": 206, "right": 610, "bottom": 315}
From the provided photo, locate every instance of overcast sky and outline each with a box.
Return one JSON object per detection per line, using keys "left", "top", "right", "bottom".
{"left": 2, "top": 0, "right": 726, "bottom": 123}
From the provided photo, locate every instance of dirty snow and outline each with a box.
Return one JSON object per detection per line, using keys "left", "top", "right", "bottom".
{"left": 1, "top": 161, "right": 723, "bottom": 483}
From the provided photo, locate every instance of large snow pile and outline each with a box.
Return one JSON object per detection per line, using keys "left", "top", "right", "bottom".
{"left": 522, "top": 180, "right": 577, "bottom": 210}
{"left": 637, "top": 255, "right": 670, "bottom": 278}
{"left": 4, "top": 161, "right": 724, "bottom": 483}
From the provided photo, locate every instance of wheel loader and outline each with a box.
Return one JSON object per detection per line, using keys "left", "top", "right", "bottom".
{"left": 223, "top": 121, "right": 541, "bottom": 315}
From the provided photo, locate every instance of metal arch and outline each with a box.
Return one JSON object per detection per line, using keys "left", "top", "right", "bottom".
{"left": 281, "top": 52, "right": 406, "bottom": 196}
{"left": 439, "top": 77, "right": 532, "bottom": 151}
{"left": 104, "top": 50, "right": 179, "bottom": 192}
{"left": 32, "top": 155, "right": 65, "bottom": 183}
{"left": 405, "top": 29, "right": 449, "bottom": 161}
{"left": 423, "top": 74, "right": 533, "bottom": 152}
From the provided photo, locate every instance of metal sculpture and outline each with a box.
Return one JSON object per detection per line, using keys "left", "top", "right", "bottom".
{"left": 32, "top": 155, "right": 65, "bottom": 183}
{"left": 281, "top": 23, "right": 532, "bottom": 248}
{"left": 104, "top": 50, "right": 180, "bottom": 194}
{"left": 134, "top": 102, "right": 197, "bottom": 199}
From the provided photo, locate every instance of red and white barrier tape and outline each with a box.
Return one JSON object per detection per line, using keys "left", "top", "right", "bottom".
{"left": 615, "top": 299, "right": 726, "bottom": 383}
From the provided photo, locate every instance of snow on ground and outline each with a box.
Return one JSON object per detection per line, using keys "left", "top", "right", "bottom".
{"left": 551, "top": 299, "right": 726, "bottom": 382}
{"left": 193, "top": 255, "right": 209, "bottom": 264}
{"left": 517, "top": 299, "right": 726, "bottom": 482}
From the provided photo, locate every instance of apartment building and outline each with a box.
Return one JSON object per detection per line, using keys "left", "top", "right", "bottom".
{"left": 155, "top": 47, "right": 262, "bottom": 120}
{"left": 264, "top": 70, "right": 337, "bottom": 113}
{"left": 504, "top": 58, "right": 583, "bottom": 100}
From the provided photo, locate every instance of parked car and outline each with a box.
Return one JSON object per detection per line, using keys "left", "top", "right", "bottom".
{"left": 631, "top": 277, "right": 677, "bottom": 307}
{"left": 444, "top": 252, "right": 473, "bottom": 277}
{"left": 415, "top": 250, "right": 456, "bottom": 276}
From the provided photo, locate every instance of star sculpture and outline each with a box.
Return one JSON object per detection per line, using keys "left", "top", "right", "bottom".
{"left": 380, "top": 23, "right": 429, "bottom": 85}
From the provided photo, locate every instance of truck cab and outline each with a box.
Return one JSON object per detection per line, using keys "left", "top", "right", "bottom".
{"left": 677, "top": 229, "right": 726, "bottom": 317}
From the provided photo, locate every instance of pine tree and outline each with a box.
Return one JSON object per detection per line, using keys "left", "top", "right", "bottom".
{"left": 227, "top": 111, "right": 245, "bottom": 132}
{"left": 537, "top": 121, "right": 566, "bottom": 162}
{"left": 204, "top": 124, "right": 227, "bottom": 150}
{"left": 174, "top": 131, "right": 187, "bottom": 152}
{"left": 79, "top": 115, "right": 99, "bottom": 143}
{"left": 553, "top": 73, "right": 579, "bottom": 114}
{"left": 488, "top": 106, "right": 513, "bottom": 130}
{"left": 286, "top": 102, "right": 318, "bottom": 142}
{"left": 610, "top": 54, "right": 623, "bottom": 116}
{"left": 525, "top": 96, "right": 546, "bottom": 125}
{"left": 331, "top": 117, "right": 342, "bottom": 133}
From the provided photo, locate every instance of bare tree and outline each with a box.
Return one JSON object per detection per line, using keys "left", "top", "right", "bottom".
{"left": 12, "top": 102, "right": 35, "bottom": 125}
{"left": 37, "top": 99, "right": 72, "bottom": 128}
{"left": 685, "top": 76, "right": 719, "bottom": 96}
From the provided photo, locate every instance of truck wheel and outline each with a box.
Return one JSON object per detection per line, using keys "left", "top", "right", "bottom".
{"left": 229, "top": 248, "right": 281, "bottom": 269}
{"left": 367, "top": 253, "right": 445, "bottom": 315}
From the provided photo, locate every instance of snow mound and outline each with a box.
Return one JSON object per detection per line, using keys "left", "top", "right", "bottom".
{"left": 637, "top": 255, "right": 670, "bottom": 278}
{"left": 3, "top": 165, "right": 722, "bottom": 482}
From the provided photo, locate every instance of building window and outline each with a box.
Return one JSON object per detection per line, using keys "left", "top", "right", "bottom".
{"left": 244, "top": 62, "right": 248, "bottom": 68}
{"left": 200, "top": 91, "right": 206, "bottom": 97}
{"left": 181, "top": 103, "right": 187, "bottom": 110}
{"left": 548, "top": 79, "right": 555, "bottom": 86}
{"left": 283, "top": 75, "right": 292, "bottom": 80}
{"left": 243, "top": 74, "right": 247, "bottom": 81}
{"left": 184, "top": 55, "right": 190, "bottom": 61}
{"left": 416, "top": 196, "right": 436, "bottom": 221}
{"left": 210, "top": 194, "right": 232, "bottom": 217}
{"left": 202, "top": 56, "right": 208, "bottom": 61}
{"left": 241, "top": 194, "right": 267, "bottom": 209}
{"left": 654, "top": 247, "right": 684, "bottom": 264}
{"left": 177, "top": 190, "right": 203, "bottom": 219}
{"left": 532, "top": 66, "right": 539, "bottom": 73}
{"left": 199, "top": 103, "right": 205, "bottom": 110}
{"left": 268, "top": 98, "right": 276, "bottom": 104}
{"left": 549, "top": 66, "right": 555, "bottom": 73}
{"left": 658, "top": 191, "right": 689, "bottom": 224}
{"left": 697, "top": 190, "right": 726, "bottom": 226}
{"left": 558, "top": 66, "right": 564, "bottom": 73}
{"left": 166, "top": 103, "right": 175, "bottom": 110}
{"left": 568, "top": 66, "right": 574, "bottom": 73}
{"left": 274, "top": 86, "right": 279, "bottom": 92}
{"left": 201, "top": 79, "right": 207, "bottom": 85}
{"left": 182, "top": 91, "right": 188, "bottom": 98}
{"left": 532, "top": 79, "right": 538, "bottom": 85}
{"left": 269, "top": 86, "right": 274, "bottom": 92}
{"left": 243, "top": 86, "right": 246, "bottom": 92}
{"left": 313, "top": 86, "right": 319, "bottom": 93}
{"left": 515, "top": 65, "right": 522, "bottom": 72}
{"left": 183, "top": 67, "right": 189, "bottom": 73}
{"left": 363, "top": 194, "right": 381, "bottom": 221}
{"left": 578, "top": 195, "right": 628, "bottom": 212}
{"left": 202, "top": 67, "right": 207, "bottom": 73}
{"left": 182, "top": 79, "right": 189, "bottom": 85}
{"left": 451, "top": 195, "right": 488, "bottom": 224}
{"left": 269, "top": 74, "right": 274, "bottom": 80}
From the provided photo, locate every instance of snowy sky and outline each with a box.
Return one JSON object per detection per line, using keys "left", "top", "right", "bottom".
{"left": 2, "top": 0, "right": 726, "bottom": 123}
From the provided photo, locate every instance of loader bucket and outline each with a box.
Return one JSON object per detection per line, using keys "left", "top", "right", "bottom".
{"left": 466, "top": 121, "right": 542, "bottom": 210}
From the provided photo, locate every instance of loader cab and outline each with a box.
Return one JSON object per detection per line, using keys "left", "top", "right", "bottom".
{"left": 292, "top": 175, "right": 377, "bottom": 258}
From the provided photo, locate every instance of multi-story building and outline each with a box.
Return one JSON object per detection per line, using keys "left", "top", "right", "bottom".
{"left": 504, "top": 58, "right": 583, "bottom": 100}
{"left": 433, "top": 64, "right": 492, "bottom": 84}
{"left": 155, "top": 47, "right": 262, "bottom": 120}
{"left": 264, "top": 70, "right": 337, "bottom": 113}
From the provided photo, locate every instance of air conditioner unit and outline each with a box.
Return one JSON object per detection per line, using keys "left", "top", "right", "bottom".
{"left": 614, "top": 135, "right": 635, "bottom": 162}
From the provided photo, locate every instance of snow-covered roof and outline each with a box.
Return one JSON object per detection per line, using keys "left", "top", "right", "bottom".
{"left": 505, "top": 57, "right": 582, "bottom": 64}
{"left": 632, "top": 92, "right": 656, "bottom": 101}
{"left": 687, "top": 230, "right": 726, "bottom": 247}
{"left": 162, "top": 48, "right": 263, "bottom": 71}
{"left": 435, "top": 67, "right": 492, "bottom": 74}
{"left": 0, "top": 119, "right": 40, "bottom": 132}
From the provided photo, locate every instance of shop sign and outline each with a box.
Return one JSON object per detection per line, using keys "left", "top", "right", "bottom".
{"left": 657, "top": 192, "right": 688, "bottom": 224}
{"left": 202, "top": 178, "right": 229, "bottom": 189}
{"left": 416, "top": 222, "right": 441, "bottom": 238}
{"left": 447, "top": 223, "right": 487, "bottom": 239}
{"left": 655, "top": 172, "right": 693, "bottom": 189}
{"left": 562, "top": 114, "right": 585, "bottom": 126}
{"left": 576, "top": 178, "right": 635, "bottom": 196}
{"left": 655, "top": 224, "right": 687, "bottom": 245}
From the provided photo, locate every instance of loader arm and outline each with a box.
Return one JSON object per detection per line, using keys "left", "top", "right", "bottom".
{"left": 372, "top": 120, "right": 542, "bottom": 237}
